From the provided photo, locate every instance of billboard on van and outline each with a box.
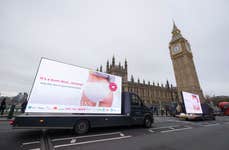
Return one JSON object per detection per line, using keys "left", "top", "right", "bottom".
{"left": 182, "top": 91, "right": 203, "bottom": 114}
{"left": 25, "top": 58, "right": 122, "bottom": 114}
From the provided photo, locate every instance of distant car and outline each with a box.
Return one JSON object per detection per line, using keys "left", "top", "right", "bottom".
{"left": 186, "top": 114, "right": 205, "bottom": 121}
{"left": 218, "top": 102, "right": 229, "bottom": 116}
{"left": 178, "top": 113, "right": 215, "bottom": 121}
{"left": 213, "top": 108, "right": 223, "bottom": 116}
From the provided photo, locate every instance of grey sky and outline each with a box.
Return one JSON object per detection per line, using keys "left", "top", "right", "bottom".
{"left": 0, "top": 0, "right": 229, "bottom": 96}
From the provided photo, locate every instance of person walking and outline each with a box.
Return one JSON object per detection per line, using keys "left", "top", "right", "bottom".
{"left": 165, "top": 105, "right": 168, "bottom": 116}
{"left": 176, "top": 103, "right": 182, "bottom": 114}
{"left": 161, "top": 107, "right": 165, "bottom": 116}
{"left": 7, "top": 96, "right": 17, "bottom": 119}
{"left": 21, "top": 99, "right": 28, "bottom": 113}
{"left": 0, "top": 98, "right": 6, "bottom": 116}
{"left": 156, "top": 106, "right": 159, "bottom": 116}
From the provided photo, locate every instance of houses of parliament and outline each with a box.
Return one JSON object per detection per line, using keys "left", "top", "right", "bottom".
{"left": 98, "top": 23, "right": 204, "bottom": 105}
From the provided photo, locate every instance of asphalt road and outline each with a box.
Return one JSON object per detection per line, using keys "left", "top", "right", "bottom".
{"left": 0, "top": 116, "right": 229, "bottom": 150}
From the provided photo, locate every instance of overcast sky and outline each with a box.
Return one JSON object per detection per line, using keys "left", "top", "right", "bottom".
{"left": 0, "top": 0, "right": 228, "bottom": 97}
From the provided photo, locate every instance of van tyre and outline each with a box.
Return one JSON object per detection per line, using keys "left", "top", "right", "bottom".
{"left": 144, "top": 116, "right": 152, "bottom": 128}
{"left": 74, "top": 120, "right": 89, "bottom": 135}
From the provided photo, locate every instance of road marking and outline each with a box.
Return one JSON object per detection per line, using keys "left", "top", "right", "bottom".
{"left": 150, "top": 125, "right": 180, "bottom": 130}
{"left": 161, "top": 127, "right": 192, "bottom": 133}
{"left": 149, "top": 125, "right": 186, "bottom": 133}
{"left": 52, "top": 132, "right": 123, "bottom": 142}
{"left": 70, "top": 138, "right": 77, "bottom": 143}
{"left": 29, "top": 148, "right": 40, "bottom": 150}
{"left": 168, "top": 120, "right": 197, "bottom": 125}
{"left": 54, "top": 135, "right": 132, "bottom": 149}
{"left": 22, "top": 141, "right": 40, "bottom": 145}
{"left": 201, "top": 123, "right": 220, "bottom": 127}
{"left": 148, "top": 129, "right": 155, "bottom": 133}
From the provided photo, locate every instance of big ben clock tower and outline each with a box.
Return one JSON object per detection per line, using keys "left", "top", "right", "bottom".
{"left": 169, "top": 22, "right": 205, "bottom": 102}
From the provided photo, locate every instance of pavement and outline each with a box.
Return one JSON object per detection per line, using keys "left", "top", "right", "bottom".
{"left": 1, "top": 116, "right": 229, "bottom": 150}
{"left": 0, "top": 117, "right": 13, "bottom": 122}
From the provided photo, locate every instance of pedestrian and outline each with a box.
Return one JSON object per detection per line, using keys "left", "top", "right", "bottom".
{"left": 156, "top": 106, "right": 159, "bottom": 116}
{"left": 176, "top": 103, "right": 182, "bottom": 114}
{"left": 0, "top": 98, "right": 6, "bottom": 116}
{"left": 21, "top": 99, "right": 28, "bottom": 113}
{"left": 153, "top": 106, "right": 157, "bottom": 115}
{"left": 7, "top": 96, "right": 17, "bottom": 119}
{"left": 165, "top": 105, "right": 168, "bottom": 116}
{"left": 161, "top": 107, "right": 165, "bottom": 116}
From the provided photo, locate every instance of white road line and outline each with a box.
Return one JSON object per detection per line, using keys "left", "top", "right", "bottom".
{"left": 202, "top": 123, "right": 220, "bottom": 127}
{"left": 22, "top": 141, "right": 40, "bottom": 145}
{"left": 70, "top": 138, "right": 77, "bottom": 144}
{"left": 28, "top": 148, "right": 40, "bottom": 150}
{"left": 168, "top": 120, "right": 197, "bottom": 125}
{"left": 52, "top": 132, "right": 122, "bottom": 142}
{"left": 54, "top": 135, "right": 132, "bottom": 149}
{"left": 150, "top": 125, "right": 180, "bottom": 130}
{"left": 148, "top": 129, "right": 155, "bottom": 133}
{"left": 149, "top": 125, "right": 187, "bottom": 133}
{"left": 161, "top": 127, "right": 192, "bottom": 133}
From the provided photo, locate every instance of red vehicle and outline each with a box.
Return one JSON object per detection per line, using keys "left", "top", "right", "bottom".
{"left": 218, "top": 102, "right": 229, "bottom": 116}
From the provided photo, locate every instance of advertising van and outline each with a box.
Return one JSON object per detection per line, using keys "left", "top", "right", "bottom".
{"left": 11, "top": 58, "right": 154, "bottom": 134}
{"left": 179, "top": 91, "right": 215, "bottom": 121}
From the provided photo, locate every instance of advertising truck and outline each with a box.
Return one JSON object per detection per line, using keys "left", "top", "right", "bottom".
{"left": 11, "top": 58, "right": 154, "bottom": 134}
{"left": 179, "top": 91, "right": 215, "bottom": 120}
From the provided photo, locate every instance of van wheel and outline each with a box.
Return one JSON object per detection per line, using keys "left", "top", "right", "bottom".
{"left": 144, "top": 116, "right": 152, "bottom": 128}
{"left": 74, "top": 120, "right": 89, "bottom": 135}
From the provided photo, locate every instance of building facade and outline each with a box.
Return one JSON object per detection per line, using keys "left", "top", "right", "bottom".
{"left": 98, "top": 56, "right": 178, "bottom": 105}
{"left": 169, "top": 23, "right": 205, "bottom": 102}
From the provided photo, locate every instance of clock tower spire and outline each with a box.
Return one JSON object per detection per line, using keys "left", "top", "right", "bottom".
{"left": 171, "top": 21, "right": 183, "bottom": 42}
{"left": 169, "top": 23, "right": 205, "bottom": 102}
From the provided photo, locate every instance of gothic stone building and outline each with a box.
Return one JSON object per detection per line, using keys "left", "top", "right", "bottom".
{"left": 98, "top": 23, "right": 204, "bottom": 105}
{"left": 98, "top": 56, "right": 178, "bottom": 105}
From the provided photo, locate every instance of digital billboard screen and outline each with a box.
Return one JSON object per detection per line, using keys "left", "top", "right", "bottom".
{"left": 25, "top": 58, "right": 122, "bottom": 114}
{"left": 182, "top": 91, "right": 203, "bottom": 114}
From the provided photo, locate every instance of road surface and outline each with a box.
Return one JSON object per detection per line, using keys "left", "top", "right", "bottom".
{"left": 0, "top": 116, "right": 229, "bottom": 150}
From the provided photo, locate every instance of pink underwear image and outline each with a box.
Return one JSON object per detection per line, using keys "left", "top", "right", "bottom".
{"left": 80, "top": 71, "right": 117, "bottom": 107}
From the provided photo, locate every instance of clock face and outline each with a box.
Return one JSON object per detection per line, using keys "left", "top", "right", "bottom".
{"left": 172, "top": 44, "right": 180, "bottom": 53}
{"left": 185, "top": 42, "right": 191, "bottom": 52}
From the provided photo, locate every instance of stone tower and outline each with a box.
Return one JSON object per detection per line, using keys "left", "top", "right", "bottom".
{"left": 169, "top": 22, "right": 204, "bottom": 102}
{"left": 106, "top": 56, "right": 128, "bottom": 82}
